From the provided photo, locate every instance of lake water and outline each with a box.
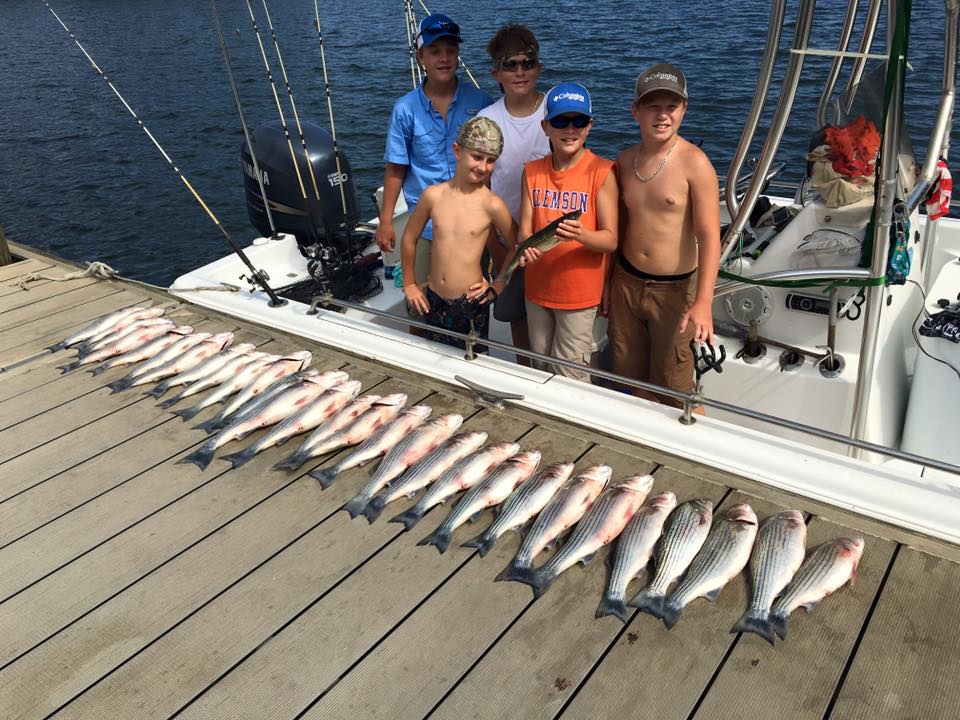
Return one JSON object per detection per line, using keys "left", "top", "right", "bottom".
{"left": 0, "top": 0, "right": 955, "bottom": 284}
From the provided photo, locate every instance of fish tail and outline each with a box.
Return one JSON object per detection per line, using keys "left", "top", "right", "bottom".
{"left": 47, "top": 340, "right": 68, "bottom": 353}
{"left": 342, "top": 495, "right": 371, "bottom": 519}
{"left": 90, "top": 364, "right": 110, "bottom": 377}
{"left": 108, "top": 378, "right": 132, "bottom": 393}
{"left": 194, "top": 417, "right": 221, "bottom": 433}
{"left": 177, "top": 442, "right": 216, "bottom": 470}
{"left": 417, "top": 526, "right": 453, "bottom": 554}
{"left": 628, "top": 588, "right": 666, "bottom": 619}
{"left": 495, "top": 561, "right": 533, "bottom": 584}
{"left": 310, "top": 466, "right": 340, "bottom": 489}
{"left": 362, "top": 497, "right": 387, "bottom": 524}
{"left": 273, "top": 452, "right": 305, "bottom": 472}
{"left": 173, "top": 405, "right": 200, "bottom": 421}
{"left": 526, "top": 567, "right": 556, "bottom": 599}
{"left": 159, "top": 392, "right": 185, "bottom": 409}
{"left": 57, "top": 361, "right": 80, "bottom": 374}
{"left": 221, "top": 448, "right": 255, "bottom": 469}
{"left": 148, "top": 383, "right": 170, "bottom": 399}
{"left": 595, "top": 594, "right": 629, "bottom": 623}
{"left": 460, "top": 531, "right": 495, "bottom": 557}
{"left": 388, "top": 506, "right": 425, "bottom": 531}
{"left": 660, "top": 597, "right": 684, "bottom": 630}
{"left": 731, "top": 608, "right": 777, "bottom": 645}
{"left": 770, "top": 611, "right": 789, "bottom": 641}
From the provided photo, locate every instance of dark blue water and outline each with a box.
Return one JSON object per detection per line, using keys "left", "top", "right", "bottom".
{"left": 0, "top": 0, "right": 955, "bottom": 284}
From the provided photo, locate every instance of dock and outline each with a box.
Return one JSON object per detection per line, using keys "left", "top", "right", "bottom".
{"left": 1, "top": 245, "right": 958, "bottom": 720}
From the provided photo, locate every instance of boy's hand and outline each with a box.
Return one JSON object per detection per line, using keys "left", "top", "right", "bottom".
{"left": 404, "top": 282, "right": 430, "bottom": 315}
{"left": 679, "top": 300, "right": 715, "bottom": 346}
{"left": 518, "top": 247, "right": 543, "bottom": 267}
{"left": 555, "top": 218, "right": 583, "bottom": 243}
{"left": 469, "top": 279, "right": 504, "bottom": 305}
{"left": 375, "top": 221, "right": 396, "bottom": 252}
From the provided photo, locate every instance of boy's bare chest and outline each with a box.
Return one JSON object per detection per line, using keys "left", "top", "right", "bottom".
{"left": 621, "top": 163, "right": 689, "bottom": 217}
{"left": 431, "top": 200, "right": 489, "bottom": 240}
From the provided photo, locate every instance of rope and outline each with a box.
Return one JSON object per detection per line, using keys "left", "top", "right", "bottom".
{"left": 13, "top": 259, "right": 239, "bottom": 294}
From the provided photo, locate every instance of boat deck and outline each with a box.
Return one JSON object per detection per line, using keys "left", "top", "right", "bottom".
{"left": 1, "top": 247, "right": 958, "bottom": 720}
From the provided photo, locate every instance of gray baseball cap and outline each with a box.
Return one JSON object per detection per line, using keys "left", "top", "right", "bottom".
{"left": 634, "top": 63, "right": 687, "bottom": 103}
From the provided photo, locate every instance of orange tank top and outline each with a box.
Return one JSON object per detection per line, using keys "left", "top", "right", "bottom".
{"left": 523, "top": 149, "right": 614, "bottom": 309}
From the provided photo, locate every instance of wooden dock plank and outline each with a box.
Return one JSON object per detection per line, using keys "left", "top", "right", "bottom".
{"left": 0, "top": 258, "right": 52, "bottom": 284}
{"left": 0, "top": 279, "right": 120, "bottom": 333}
{"left": 174, "top": 419, "right": 582, "bottom": 720}
{"left": 827, "top": 547, "right": 960, "bottom": 720}
{"left": 0, "top": 275, "right": 103, "bottom": 314}
{"left": 38, "top": 391, "right": 505, "bottom": 720}
{"left": 691, "top": 516, "right": 895, "bottom": 720}
{"left": 300, "top": 442, "right": 649, "bottom": 720}
{"left": 427, "top": 466, "right": 724, "bottom": 720}
{"left": 556, "top": 492, "right": 790, "bottom": 720}
{"left": 0, "top": 278, "right": 51, "bottom": 299}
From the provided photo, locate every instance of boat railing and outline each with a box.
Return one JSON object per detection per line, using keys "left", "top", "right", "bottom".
{"left": 817, "top": 0, "right": 861, "bottom": 128}
{"left": 305, "top": 292, "right": 960, "bottom": 477}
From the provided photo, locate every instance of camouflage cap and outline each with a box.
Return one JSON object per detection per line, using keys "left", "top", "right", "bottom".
{"left": 456, "top": 116, "right": 504, "bottom": 158}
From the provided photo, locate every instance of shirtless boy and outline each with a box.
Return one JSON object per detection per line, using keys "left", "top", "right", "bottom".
{"left": 609, "top": 63, "right": 720, "bottom": 407}
{"left": 401, "top": 117, "right": 517, "bottom": 349}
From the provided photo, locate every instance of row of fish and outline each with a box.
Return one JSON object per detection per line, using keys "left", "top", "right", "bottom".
{"left": 52, "top": 307, "right": 864, "bottom": 646}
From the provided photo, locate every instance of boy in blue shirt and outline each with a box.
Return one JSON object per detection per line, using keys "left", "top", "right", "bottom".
{"left": 375, "top": 13, "right": 493, "bottom": 315}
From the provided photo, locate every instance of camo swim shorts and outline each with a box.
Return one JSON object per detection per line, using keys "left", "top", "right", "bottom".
{"left": 423, "top": 287, "right": 490, "bottom": 352}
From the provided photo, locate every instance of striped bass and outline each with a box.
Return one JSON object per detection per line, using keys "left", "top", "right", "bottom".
{"left": 109, "top": 332, "right": 234, "bottom": 392}
{"left": 172, "top": 354, "right": 276, "bottom": 420}
{"left": 521, "top": 474, "right": 654, "bottom": 598}
{"left": 731, "top": 509, "right": 807, "bottom": 644}
{"left": 159, "top": 350, "right": 267, "bottom": 407}
{"left": 148, "top": 343, "right": 257, "bottom": 399}
{"left": 660, "top": 503, "right": 758, "bottom": 628}
{"left": 79, "top": 316, "right": 173, "bottom": 358}
{"left": 597, "top": 491, "right": 676, "bottom": 622}
{"left": 361, "top": 431, "right": 488, "bottom": 523}
{"left": 770, "top": 536, "right": 863, "bottom": 640}
{"left": 274, "top": 394, "right": 383, "bottom": 471}
{"left": 59, "top": 320, "right": 174, "bottom": 372}
{"left": 461, "top": 462, "right": 575, "bottom": 557}
{"left": 418, "top": 450, "right": 541, "bottom": 554}
{"left": 223, "top": 380, "right": 361, "bottom": 469}
{"left": 496, "top": 465, "right": 612, "bottom": 584}
{"left": 342, "top": 414, "right": 464, "bottom": 519}
{"left": 311, "top": 405, "right": 432, "bottom": 488}
{"left": 50, "top": 305, "right": 160, "bottom": 351}
{"left": 495, "top": 209, "right": 582, "bottom": 286}
{"left": 390, "top": 442, "right": 520, "bottom": 531}
{"left": 628, "top": 498, "right": 713, "bottom": 618}
{"left": 89, "top": 325, "right": 193, "bottom": 375}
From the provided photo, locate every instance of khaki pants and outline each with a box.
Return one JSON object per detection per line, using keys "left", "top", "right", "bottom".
{"left": 525, "top": 301, "right": 597, "bottom": 383}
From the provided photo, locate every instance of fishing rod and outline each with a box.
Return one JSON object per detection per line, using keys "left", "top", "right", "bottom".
{"left": 209, "top": 0, "right": 279, "bottom": 239}
{"left": 40, "top": 0, "right": 287, "bottom": 308}
{"left": 312, "top": 0, "right": 351, "bottom": 231}
{"left": 258, "top": 0, "right": 322, "bottom": 200}
{"left": 242, "top": 0, "right": 308, "bottom": 201}
{"left": 403, "top": 0, "right": 422, "bottom": 87}
{"left": 414, "top": 0, "right": 480, "bottom": 89}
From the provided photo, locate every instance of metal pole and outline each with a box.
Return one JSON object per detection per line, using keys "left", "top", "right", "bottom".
{"left": 720, "top": 0, "right": 818, "bottom": 264}
{"left": 816, "top": 0, "right": 859, "bottom": 127}
{"left": 850, "top": 0, "right": 908, "bottom": 449}
{"left": 725, "top": 0, "right": 786, "bottom": 219}
{"left": 209, "top": 0, "right": 279, "bottom": 239}
{"left": 843, "top": 0, "right": 883, "bottom": 114}
{"left": 403, "top": 0, "right": 420, "bottom": 88}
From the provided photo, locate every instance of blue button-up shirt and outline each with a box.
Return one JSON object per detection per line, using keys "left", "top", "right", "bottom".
{"left": 384, "top": 78, "right": 492, "bottom": 240}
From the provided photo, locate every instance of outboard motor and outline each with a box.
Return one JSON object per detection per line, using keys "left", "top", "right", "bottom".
{"left": 242, "top": 120, "right": 380, "bottom": 302}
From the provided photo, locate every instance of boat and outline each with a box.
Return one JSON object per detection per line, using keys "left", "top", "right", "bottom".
{"left": 171, "top": 0, "right": 960, "bottom": 545}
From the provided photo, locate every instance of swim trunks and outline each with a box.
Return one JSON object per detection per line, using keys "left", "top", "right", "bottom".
{"left": 422, "top": 287, "right": 490, "bottom": 352}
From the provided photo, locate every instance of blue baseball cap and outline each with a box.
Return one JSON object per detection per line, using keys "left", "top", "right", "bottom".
{"left": 545, "top": 82, "right": 593, "bottom": 120}
{"left": 416, "top": 14, "right": 462, "bottom": 49}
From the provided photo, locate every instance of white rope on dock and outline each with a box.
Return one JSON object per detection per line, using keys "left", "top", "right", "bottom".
{"left": 12, "top": 259, "right": 239, "bottom": 294}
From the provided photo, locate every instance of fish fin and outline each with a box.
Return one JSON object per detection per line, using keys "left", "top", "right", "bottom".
{"left": 173, "top": 406, "right": 200, "bottom": 421}
{"left": 660, "top": 597, "right": 684, "bottom": 630}
{"left": 731, "top": 609, "right": 777, "bottom": 645}
{"left": 389, "top": 506, "right": 424, "bottom": 531}
{"left": 595, "top": 595, "right": 629, "bottom": 623}
{"left": 771, "top": 611, "right": 789, "bottom": 641}
{"left": 362, "top": 497, "right": 387, "bottom": 524}
{"left": 417, "top": 526, "right": 453, "bottom": 554}
{"left": 704, "top": 587, "right": 722, "bottom": 602}
{"left": 460, "top": 532, "right": 495, "bottom": 557}
{"left": 495, "top": 561, "right": 532, "bottom": 584}
{"left": 158, "top": 394, "right": 182, "bottom": 408}
{"left": 578, "top": 552, "right": 597, "bottom": 567}
{"left": 467, "top": 511, "right": 483, "bottom": 524}
{"left": 47, "top": 340, "right": 68, "bottom": 353}
{"left": 177, "top": 444, "right": 216, "bottom": 471}
{"left": 148, "top": 383, "right": 170, "bottom": 399}
{"left": 527, "top": 568, "right": 556, "bottom": 600}
{"left": 57, "top": 361, "right": 80, "bottom": 374}
{"left": 194, "top": 417, "right": 221, "bottom": 433}
{"left": 221, "top": 449, "right": 255, "bottom": 469}
{"left": 342, "top": 495, "right": 370, "bottom": 519}
{"left": 90, "top": 365, "right": 110, "bottom": 377}
{"left": 108, "top": 379, "right": 132, "bottom": 393}
{"left": 627, "top": 588, "right": 666, "bottom": 620}
{"left": 310, "top": 467, "right": 340, "bottom": 489}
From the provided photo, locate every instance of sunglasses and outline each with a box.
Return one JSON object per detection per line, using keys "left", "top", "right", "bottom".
{"left": 417, "top": 19, "right": 461, "bottom": 40}
{"left": 548, "top": 114, "right": 591, "bottom": 129}
{"left": 499, "top": 58, "right": 538, "bottom": 72}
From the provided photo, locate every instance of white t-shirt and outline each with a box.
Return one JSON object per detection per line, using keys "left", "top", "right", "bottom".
{"left": 478, "top": 96, "right": 551, "bottom": 224}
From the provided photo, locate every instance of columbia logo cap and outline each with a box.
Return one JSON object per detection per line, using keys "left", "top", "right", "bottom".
{"left": 545, "top": 82, "right": 593, "bottom": 120}
{"left": 634, "top": 63, "right": 687, "bottom": 103}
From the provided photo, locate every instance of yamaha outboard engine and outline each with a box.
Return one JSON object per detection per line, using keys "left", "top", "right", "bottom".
{"left": 242, "top": 120, "right": 380, "bottom": 303}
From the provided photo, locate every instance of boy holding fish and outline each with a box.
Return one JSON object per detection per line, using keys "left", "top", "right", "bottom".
{"left": 400, "top": 116, "right": 517, "bottom": 349}
{"left": 515, "top": 83, "right": 619, "bottom": 382}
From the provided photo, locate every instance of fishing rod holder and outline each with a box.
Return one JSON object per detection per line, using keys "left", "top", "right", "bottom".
{"left": 682, "top": 340, "right": 727, "bottom": 426}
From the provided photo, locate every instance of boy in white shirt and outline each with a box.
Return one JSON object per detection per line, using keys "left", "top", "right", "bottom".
{"left": 477, "top": 24, "right": 551, "bottom": 362}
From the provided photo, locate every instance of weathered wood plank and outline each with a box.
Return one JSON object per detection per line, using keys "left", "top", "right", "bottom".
{"left": 691, "top": 516, "right": 894, "bottom": 719}
{"left": 0, "top": 258, "right": 52, "bottom": 283}
{"left": 827, "top": 547, "right": 960, "bottom": 720}
{"left": 0, "top": 275, "right": 104, "bottom": 314}
{"left": 23, "top": 387, "right": 488, "bottom": 720}
{"left": 0, "top": 279, "right": 119, "bottom": 333}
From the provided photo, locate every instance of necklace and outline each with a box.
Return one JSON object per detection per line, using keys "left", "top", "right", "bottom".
{"left": 633, "top": 138, "right": 679, "bottom": 183}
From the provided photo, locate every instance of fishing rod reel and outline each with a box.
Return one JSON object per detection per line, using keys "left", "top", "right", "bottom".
{"left": 241, "top": 119, "right": 380, "bottom": 305}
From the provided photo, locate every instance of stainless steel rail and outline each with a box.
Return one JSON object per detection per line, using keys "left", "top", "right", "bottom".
{"left": 842, "top": 0, "right": 883, "bottom": 115}
{"left": 713, "top": 267, "right": 874, "bottom": 298}
{"left": 305, "top": 292, "right": 960, "bottom": 476}
{"left": 720, "top": 0, "right": 818, "bottom": 265}
{"left": 725, "top": 0, "right": 786, "bottom": 219}
{"left": 817, "top": 0, "right": 859, "bottom": 127}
